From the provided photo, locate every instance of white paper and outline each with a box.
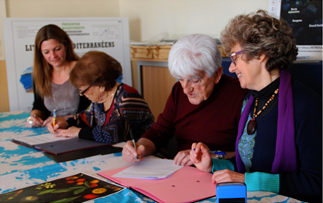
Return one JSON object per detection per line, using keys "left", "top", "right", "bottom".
{"left": 112, "top": 156, "right": 182, "bottom": 179}
{"left": 112, "top": 141, "right": 126, "bottom": 148}
{"left": 13, "top": 133, "right": 73, "bottom": 145}
{"left": 268, "top": 0, "right": 281, "bottom": 19}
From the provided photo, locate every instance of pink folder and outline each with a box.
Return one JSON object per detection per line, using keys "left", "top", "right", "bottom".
{"left": 98, "top": 166, "right": 217, "bottom": 203}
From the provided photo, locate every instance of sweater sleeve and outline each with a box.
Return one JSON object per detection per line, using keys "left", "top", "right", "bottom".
{"left": 278, "top": 82, "right": 322, "bottom": 202}
{"left": 210, "top": 159, "right": 279, "bottom": 193}
{"left": 79, "top": 128, "right": 94, "bottom": 140}
{"left": 211, "top": 158, "right": 235, "bottom": 172}
{"left": 245, "top": 172, "right": 279, "bottom": 193}
{"left": 141, "top": 83, "right": 178, "bottom": 149}
{"left": 67, "top": 112, "right": 95, "bottom": 140}
{"left": 32, "top": 85, "right": 50, "bottom": 119}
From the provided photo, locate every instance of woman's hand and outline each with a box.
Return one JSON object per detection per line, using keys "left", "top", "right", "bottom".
{"left": 212, "top": 169, "right": 245, "bottom": 184}
{"left": 26, "top": 115, "right": 43, "bottom": 128}
{"left": 44, "top": 116, "right": 68, "bottom": 133}
{"left": 122, "top": 140, "right": 145, "bottom": 163}
{"left": 122, "top": 138, "right": 156, "bottom": 163}
{"left": 54, "top": 126, "right": 81, "bottom": 138}
{"left": 174, "top": 149, "right": 192, "bottom": 166}
{"left": 190, "top": 142, "right": 212, "bottom": 172}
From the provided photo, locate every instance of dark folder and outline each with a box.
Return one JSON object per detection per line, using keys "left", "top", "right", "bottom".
{"left": 12, "top": 136, "right": 122, "bottom": 162}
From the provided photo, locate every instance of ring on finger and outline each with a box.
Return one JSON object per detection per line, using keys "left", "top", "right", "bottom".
{"left": 27, "top": 117, "right": 33, "bottom": 125}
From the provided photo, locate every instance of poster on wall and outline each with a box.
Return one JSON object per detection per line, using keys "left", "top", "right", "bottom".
{"left": 280, "top": 0, "right": 322, "bottom": 60}
{"left": 4, "top": 17, "right": 131, "bottom": 111}
{"left": 269, "top": 0, "right": 322, "bottom": 61}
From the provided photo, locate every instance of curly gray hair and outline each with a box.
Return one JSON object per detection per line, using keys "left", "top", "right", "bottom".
{"left": 221, "top": 10, "right": 298, "bottom": 71}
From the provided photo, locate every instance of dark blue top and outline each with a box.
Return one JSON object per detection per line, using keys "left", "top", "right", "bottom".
{"left": 250, "top": 79, "right": 322, "bottom": 202}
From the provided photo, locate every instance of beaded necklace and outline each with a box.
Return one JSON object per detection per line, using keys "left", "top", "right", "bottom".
{"left": 247, "top": 88, "right": 279, "bottom": 135}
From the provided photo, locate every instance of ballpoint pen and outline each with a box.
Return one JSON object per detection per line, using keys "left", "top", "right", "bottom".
{"left": 213, "top": 150, "right": 226, "bottom": 159}
{"left": 129, "top": 128, "right": 139, "bottom": 159}
{"left": 193, "top": 148, "right": 226, "bottom": 159}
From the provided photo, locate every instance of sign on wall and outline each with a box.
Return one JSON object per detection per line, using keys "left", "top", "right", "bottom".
{"left": 4, "top": 17, "right": 132, "bottom": 111}
{"left": 269, "top": 0, "right": 322, "bottom": 61}
{"left": 280, "top": 0, "right": 322, "bottom": 60}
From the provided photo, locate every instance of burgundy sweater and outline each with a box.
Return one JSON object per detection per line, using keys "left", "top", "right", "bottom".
{"left": 142, "top": 75, "right": 247, "bottom": 152}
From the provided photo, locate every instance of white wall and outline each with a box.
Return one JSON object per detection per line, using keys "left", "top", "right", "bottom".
{"left": 0, "top": 0, "right": 271, "bottom": 111}
{"left": 0, "top": 0, "right": 7, "bottom": 60}
{"left": 119, "top": 0, "right": 269, "bottom": 41}
{"left": 0, "top": 0, "right": 270, "bottom": 59}
{"left": 0, "top": 0, "right": 120, "bottom": 60}
{"left": 5, "top": 0, "right": 119, "bottom": 17}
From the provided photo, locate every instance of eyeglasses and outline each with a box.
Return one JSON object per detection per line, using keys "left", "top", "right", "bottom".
{"left": 178, "top": 76, "right": 202, "bottom": 87}
{"left": 230, "top": 50, "right": 244, "bottom": 66}
{"left": 79, "top": 78, "right": 99, "bottom": 96}
{"left": 79, "top": 84, "right": 93, "bottom": 96}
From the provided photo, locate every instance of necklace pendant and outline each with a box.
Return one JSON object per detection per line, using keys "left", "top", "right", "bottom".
{"left": 247, "top": 118, "right": 256, "bottom": 135}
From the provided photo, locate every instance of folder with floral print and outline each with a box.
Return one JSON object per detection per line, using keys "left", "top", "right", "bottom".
{"left": 0, "top": 173, "right": 123, "bottom": 202}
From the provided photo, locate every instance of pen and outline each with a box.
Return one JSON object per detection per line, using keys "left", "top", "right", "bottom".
{"left": 213, "top": 150, "right": 226, "bottom": 159}
{"left": 129, "top": 129, "right": 139, "bottom": 159}
{"left": 52, "top": 109, "right": 56, "bottom": 129}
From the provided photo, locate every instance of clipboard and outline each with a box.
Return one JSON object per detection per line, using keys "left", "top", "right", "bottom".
{"left": 98, "top": 165, "right": 217, "bottom": 203}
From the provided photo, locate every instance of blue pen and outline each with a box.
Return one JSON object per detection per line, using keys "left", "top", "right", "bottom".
{"left": 213, "top": 150, "right": 226, "bottom": 159}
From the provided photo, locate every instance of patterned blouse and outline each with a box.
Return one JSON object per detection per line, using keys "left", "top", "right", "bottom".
{"left": 69, "top": 84, "right": 154, "bottom": 144}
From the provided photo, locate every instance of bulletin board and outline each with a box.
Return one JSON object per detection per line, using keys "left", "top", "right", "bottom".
{"left": 3, "top": 17, "right": 131, "bottom": 111}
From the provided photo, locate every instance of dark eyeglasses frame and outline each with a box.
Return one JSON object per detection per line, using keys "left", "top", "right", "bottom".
{"left": 79, "top": 84, "right": 92, "bottom": 96}
{"left": 230, "top": 50, "right": 245, "bottom": 66}
{"left": 79, "top": 79, "right": 98, "bottom": 96}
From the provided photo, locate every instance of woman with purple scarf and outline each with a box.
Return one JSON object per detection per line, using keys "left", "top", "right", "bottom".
{"left": 190, "top": 10, "right": 321, "bottom": 202}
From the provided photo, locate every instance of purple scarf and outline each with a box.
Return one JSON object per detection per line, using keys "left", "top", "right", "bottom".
{"left": 235, "top": 70, "right": 297, "bottom": 173}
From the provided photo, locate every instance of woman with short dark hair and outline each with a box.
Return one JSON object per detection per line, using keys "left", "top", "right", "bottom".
{"left": 54, "top": 51, "right": 154, "bottom": 144}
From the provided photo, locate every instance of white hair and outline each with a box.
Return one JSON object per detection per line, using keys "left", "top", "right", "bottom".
{"left": 168, "top": 34, "right": 222, "bottom": 79}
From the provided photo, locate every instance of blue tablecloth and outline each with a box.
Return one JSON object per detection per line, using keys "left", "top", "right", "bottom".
{"left": 0, "top": 112, "right": 303, "bottom": 202}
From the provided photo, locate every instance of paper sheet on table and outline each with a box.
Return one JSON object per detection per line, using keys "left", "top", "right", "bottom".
{"left": 112, "top": 141, "right": 126, "bottom": 148}
{"left": 13, "top": 133, "right": 73, "bottom": 145}
{"left": 112, "top": 156, "right": 182, "bottom": 179}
